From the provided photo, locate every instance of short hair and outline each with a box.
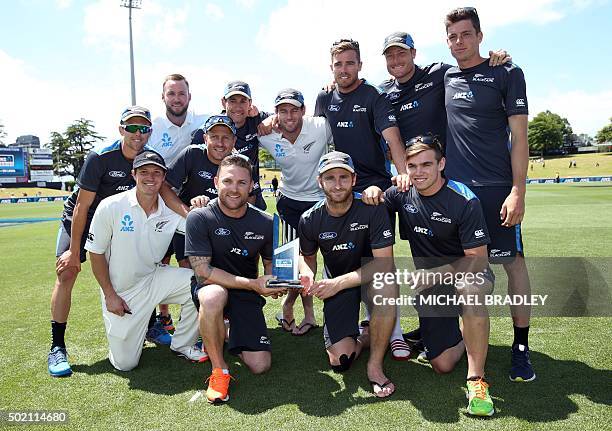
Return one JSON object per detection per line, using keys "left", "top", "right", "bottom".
{"left": 330, "top": 39, "right": 361, "bottom": 62}
{"left": 445, "top": 7, "right": 481, "bottom": 34}
{"left": 405, "top": 137, "right": 443, "bottom": 162}
{"left": 162, "top": 73, "right": 189, "bottom": 92}
{"left": 218, "top": 154, "right": 253, "bottom": 178}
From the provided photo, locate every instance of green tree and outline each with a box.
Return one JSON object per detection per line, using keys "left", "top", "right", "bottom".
{"left": 0, "top": 121, "right": 7, "bottom": 146}
{"left": 49, "top": 119, "right": 104, "bottom": 178}
{"left": 528, "top": 111, "right": 569, "bottom": 156}
{"left": 595, "top": 117, "right": 612, "bottom": 144}
{"left": 258, "top": 147, "right": 274, "bottom": 165}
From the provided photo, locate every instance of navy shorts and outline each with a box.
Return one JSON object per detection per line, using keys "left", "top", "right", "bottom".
{"left": 471, "top": 186, "right": 525, "bottom": 262}
{"left": 55, "top": 219, "right": 89, "bottom": 263}
{"left": 172, "top": 233, "right": 186, "bottom": 262}
{"left": 191, "top": 283, "right": 270, "bottom": 355}
{"left": 323, "top": 286, "right": 361, "bottom": 349}
{"left": 276, "top": 194, "right": 318, "bottom": 231}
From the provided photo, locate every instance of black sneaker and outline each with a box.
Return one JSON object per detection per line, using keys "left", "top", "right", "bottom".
{"left": 509, "top": 344, "right": 536, "bottom": 382}
{"left": 403, "top": 327, "right": 421, "bottom": 343}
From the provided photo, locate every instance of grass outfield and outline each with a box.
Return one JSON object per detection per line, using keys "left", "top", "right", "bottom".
{"left": 0, "top": 183, "right": 610, "bottom": 430}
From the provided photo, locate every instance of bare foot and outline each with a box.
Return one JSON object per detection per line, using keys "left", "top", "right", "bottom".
{"left": 367, "top": 366, "right": 395, "bottom": 398}
{"left": 292, "top": 319, "right": 319, "bottom": 336}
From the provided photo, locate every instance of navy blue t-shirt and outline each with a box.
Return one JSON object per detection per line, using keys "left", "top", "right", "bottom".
{"left": 444, "top": 60, "right": 528, "bottom": 186}
{"left": 384, "top": 180, "right": 490, "bottom": 269}
{"left": 298, "top": 194, "right": 395, "bottom": 278}
{"left": 165, "top": 144, "right": 219, "bottom": 205}
{"left": 62, "top": 141, "right": 149, "bottom": 221}
{"left": 314, "top": 80, "right": 397, "bottom": 192}
{"left": 184, "top": 199, "right": 273, "bottom": 280}
{"left": 379, "top": 62, "right": 451, "bottom": 148}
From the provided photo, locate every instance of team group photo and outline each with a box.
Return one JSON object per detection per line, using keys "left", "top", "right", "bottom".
{"left": 1, "top": 1, "right": 610, "bottom": 430}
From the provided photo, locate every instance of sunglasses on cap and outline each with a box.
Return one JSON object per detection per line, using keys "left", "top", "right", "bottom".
{"left": 457, "top": 6, "right": 478, "bottom": 15}
{"left": 121, "top": 124, "right": 152, "bottom": 134}
{"left": 332, "top": 38, "right": 359, "bottom": 48}
{"left": 204, "top": 115, "right": 236, "bottom": 134}
{"left": 406, "top": 134, "right": 443, "bottom": 151}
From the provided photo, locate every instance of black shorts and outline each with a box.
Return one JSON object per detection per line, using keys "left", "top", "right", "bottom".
{"left": 191, "top": 284, "right": 270, "bottom": 355}
{"left": 276, "top": 194, "right": 318, "bottom": 231}
{"left": 323, "top": 286, "right": 361, "bottom": 348}
{"left": 471, "top": 186, "right": 525, "bottom": 262}
{"left": 415, "top": 283, "right": 463, "bottom": 360}
{"left": 56, "top": 218, "right": 90, "bottom": 263}
{"left": 172, "top": 233, "right": 186, "bottom": 262}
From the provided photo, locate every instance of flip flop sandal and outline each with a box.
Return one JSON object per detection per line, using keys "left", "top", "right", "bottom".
{"left": 275, "top": 313, "right": 295, "bottom": 332}
{"left": 370, "top": 379, "right": 395, "bottom": 398}
{"left": 292, "top": 322, "right": 319, "bottom": 336}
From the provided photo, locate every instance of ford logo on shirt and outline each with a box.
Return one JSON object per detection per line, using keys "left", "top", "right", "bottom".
{"left": 328, "top": 105, "right": 340, "bottom": 112}
{"left": 319, "top": 232, "right": 337, "bottom": 240}
{"left": 215, "top": 228, "right": 230, "bottom": 236}
{"left": 198, "top": 171, "right": 213, "bottom": 179}
{"left": 109, "top": 171, "right": 126, "bottom": 178}
{"left": 403, "top": 203, "right": 418, "bottom": 213}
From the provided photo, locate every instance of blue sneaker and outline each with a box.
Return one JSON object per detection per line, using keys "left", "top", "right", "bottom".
{"left": 146, "top": 321, "right": 172, "bottom": 345}
{"left": 48, "top": 346, "right": 72, "bottom": 377}
{"left": 510, "top": 344, "right": 536, "bottom": 382}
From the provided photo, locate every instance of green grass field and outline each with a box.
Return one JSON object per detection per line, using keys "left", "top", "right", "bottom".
{"left": 0, "top": 183, "right": 610, "bottom": 430}
{"left": 528, "top": 152, "right": 612, "bottom": 179}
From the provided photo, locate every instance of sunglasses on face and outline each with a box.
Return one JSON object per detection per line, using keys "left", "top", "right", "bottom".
{"left": 122, "top": 124, "right": 152, "bottom": 134}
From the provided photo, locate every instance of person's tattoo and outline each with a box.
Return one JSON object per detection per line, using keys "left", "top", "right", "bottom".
{"left": 188, "top": 256, "right": 213, "bottom": 285}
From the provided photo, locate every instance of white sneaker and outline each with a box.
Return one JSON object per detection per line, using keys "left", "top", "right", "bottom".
{"left": 171, "top": 343, "right": 209, "bottom": 363}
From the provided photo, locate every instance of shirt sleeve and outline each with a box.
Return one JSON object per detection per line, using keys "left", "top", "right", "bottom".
{"left": 324, "top": 118, "right": 334, "bottom": 151}
{"left": 314, "top": 90, "right": 328, "bottom": 117}
{"left": 176, "top": 215, "right": 186, "bottom": 235}
{"left": 504, "top": 64, "right": 529, "bottom": 117}
{"left": 184, "top": 209, "right": 212, "bottom": 257}
{"left": 298, "top": 213, "right": 318, "bottom": 256}
{"left": 165, "top": 146, "right": 191, "bottom": 189}
{"left": 84, "top": 198, "right": 113, "bottom": 254}
{"left": 369, "top": 204, "right": 395, "bottom": 249}
{"left": 458, "top": 198, "right": 491, "bottom": 249}
{"left": 373, "top": 90, "right": 398, "bottom": 134}
{"left": 383, "top": 186, "right": 399, "bottom": 213}
{"left": 261, "top": 216, "right": 273, "bottom": 261}
{"left": 190, "top": 129, "right": 205, "bottom": 145}
{"left": 77, "top": 151, "right": 106, "bottom": 193}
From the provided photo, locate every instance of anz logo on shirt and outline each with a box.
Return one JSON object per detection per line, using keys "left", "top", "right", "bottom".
{"left": 332, "top": 241, "right": 355, "bottom": 251}
{"left": 161, "top": 133, "right": 173, "bottom": 148}
{"left": 275, "top": 143, "right": 286, "bottom": 158}
{"left": 120, "top": 214, "right": 135, "bottom": 232}
{"left": 399, "top": 100, "right": 420, "bottom": 111}
{"left": 413, "top": 226, "right": 433, "bottom": 237}
{"left": 336, "top": 121, "right": 354, "bottom": 128}
{"left": 452, "top": 91, "right": 474, "bottom": 101}
{"left": 230, "top": 247, "right": 249, "bottom": 256}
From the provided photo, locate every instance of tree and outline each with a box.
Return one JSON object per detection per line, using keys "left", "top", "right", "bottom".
{"left": 0, "top": 121, "right": 7, "bottom": 146}
{"left": 528, "top": 111, "right": 570, "bottom": 156}
{"left": 49, "top": 119, "right": 104, "bottom": 179}
{"left": 595, "top": 117, "right": 612, "bottom": 144}
{"left": 258, "top": 147, "right": 274, "bottom": 165}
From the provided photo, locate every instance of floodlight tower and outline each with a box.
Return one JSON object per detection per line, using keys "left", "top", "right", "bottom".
{"left": 120, "top": 0, "right": 142, "bottom": 105}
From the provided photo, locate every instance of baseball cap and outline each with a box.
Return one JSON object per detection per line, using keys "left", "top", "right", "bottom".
{"left": 133, "top": 150, "right": 167, "bottom": 171}
{"left": 382, "top": 31, "right": 415, "bottom": 53}
{"left": 274, "top": 88, "right": 305, "bottom": 108}
{"left": 318, "top": 151, "right": 355, "bottom": 174}
{"left": 224, "top": 80, "right": 251, "bottom": 99}
{"left": 120, "top": 105, "right": 152, "bottom": 124}
{"left": 203, "top": 115, "right": 237, "bottom": 135}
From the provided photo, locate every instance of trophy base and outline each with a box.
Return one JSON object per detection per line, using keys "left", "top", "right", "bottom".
{"left": 266, "top": 279, "right": 302, "bottom": 289}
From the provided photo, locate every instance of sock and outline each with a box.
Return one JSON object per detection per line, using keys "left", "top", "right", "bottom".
{"left": 513, "top": 325, "right": 529, "bottom": 349}
{"left": 148, "top": 310, "right": 157, "bottom": 329}
{"left": 390, "top": 305, "right": 403, "bottom": 341}
{"left": 51, "top": 321, "right": 67, "bottom": 349}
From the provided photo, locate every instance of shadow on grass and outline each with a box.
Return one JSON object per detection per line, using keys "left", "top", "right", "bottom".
{"left": 72, "top": 330, "right": 611, "bottom": 422}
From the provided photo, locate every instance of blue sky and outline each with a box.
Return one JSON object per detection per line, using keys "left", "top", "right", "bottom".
{"left": 1, "top": 0, "right": 610, "bottom": 145}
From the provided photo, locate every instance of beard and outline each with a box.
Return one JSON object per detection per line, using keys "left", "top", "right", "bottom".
{"left": 166, "top": 104, "right": 189, "bottom": 118}
{"left": 324, "top": 188, "right": 352, "bottom": 205}
{"left": 219, "top": 191, "right": 249, "bottom": 210}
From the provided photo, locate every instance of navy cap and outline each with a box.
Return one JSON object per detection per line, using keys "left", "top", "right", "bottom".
{"left": 274, "top": 88, "right": 305, "bottom": 108}
{"left": 133, "top": 150, "right": 167, "bottom": 171}
{"left": 203, "top": 115, "right": 237, "bottom": 135}
{"left": 224, "top": 80, "right": 251, "bottom": 99}
{"left": 318, "top": 151, "right": 355, "bottom": 174}
{"left": 120, "top": 105, "right": 152, "bottom": 124}
{"left": 382, "top": 32, "right": 415, "bottom": 53}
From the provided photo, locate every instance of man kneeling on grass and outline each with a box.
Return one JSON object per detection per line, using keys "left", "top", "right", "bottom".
{"left": 85, "top": 151, "right": 206, "bottom": 371}
{"left": 185, "top": 154, "right": 286, "bottom": 404}
{"left": 361, "top": 135, "right": 496, "bottom": 416}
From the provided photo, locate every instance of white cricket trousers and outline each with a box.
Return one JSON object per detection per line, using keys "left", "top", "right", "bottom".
{"left": 99, "top": 265, "right": 199, "bottom": 371}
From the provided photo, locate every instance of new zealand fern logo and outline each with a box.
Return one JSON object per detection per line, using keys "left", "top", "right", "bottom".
{"left": 120, "top": 214, "right": 135, "bottom": 232}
